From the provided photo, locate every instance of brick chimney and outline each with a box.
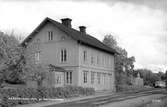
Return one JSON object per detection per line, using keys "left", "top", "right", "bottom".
{"left": 79, "top": 26, "right": 86, "bottom": 35}
{"left": 61, "top": 18, "right": 72, "bottom": 28}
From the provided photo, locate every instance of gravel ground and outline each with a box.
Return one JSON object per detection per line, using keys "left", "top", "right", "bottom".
{"left": 139, "top": 96, "right": 167, "bottom": 107}
{"left": 100, "top": 94, "right": 166, "bottom": 107}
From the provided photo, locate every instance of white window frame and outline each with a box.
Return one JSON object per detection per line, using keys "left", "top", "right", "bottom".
{"left": 91, "top": 71, "right": 95, "bottom": 84}
{"left": 97, "top": 72, "right": 101, "bottom": 84}
{"left": 48, "top": 31, "right": 53, "bottom": 41}
{"left": 61, "top": 49, "right": 67, "bottom": 62}
{"left": 34, "top": 51, "right": 40, "bottom": 64}
{"left": 66, "top": 71, "right": 72, "bottom": 84}
{"left": 83, "top": 71, "right": 88, "bottom": 83}
{"left": 103, "top": 73, "right": 106, "bottom": 84}
{"left": 55, "top": 74, "right": 61, "bottom": 84}
{"left": 91, "top": 56, "right": 94, "bottom": 64}
{"left": 97, "top": 55, "right": 99, "bottom": 65}
{"left": 83, "top": 50, "right": 87, "bottom": 62}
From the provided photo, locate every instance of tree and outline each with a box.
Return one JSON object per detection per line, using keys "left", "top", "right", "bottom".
{"left": 103, "top": 34, "right": 135, "bottom": 86}
{"left": 22, "top": 62, "right": 49, "bottom": 88}
{"left": 0, "top": 31, "right": 47, "bottom": 88}
{"left": 0, "top": 31, "right": 24, "bottom": 85}
{"left": 103, "top": 34, "right": 117, "bottom": 49}
{"left": 157, "top": 71, "right": 166, "bottom": 81}
{"left": 0, "top": 30, "right": 50, "bottom": 88}
{"left": 21, "top": 37, "right": 49, "bottom": 88}
{"left": 134, "top": 69, "right": 161, "bottom": 86}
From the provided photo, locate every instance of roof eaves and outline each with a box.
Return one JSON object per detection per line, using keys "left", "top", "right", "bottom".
{"left": 78, "top": 40, "right": 115, "bottom": 55}
{"left": 21, "top": 17, "right": 50, "bottom": 46}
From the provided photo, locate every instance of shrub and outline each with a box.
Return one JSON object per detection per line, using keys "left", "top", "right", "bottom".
{"left": 0, "top": 86, "right": 95, "bottom": 107}
{"left": 85, "top": 87, "right": 95, "bottom": 95}
{"left": 116, "top": 84, "right": 153, "bottom": 92}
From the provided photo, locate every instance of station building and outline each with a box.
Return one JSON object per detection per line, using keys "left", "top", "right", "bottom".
{"left": 22, "top": 17, "right": 117, "bottom": 91}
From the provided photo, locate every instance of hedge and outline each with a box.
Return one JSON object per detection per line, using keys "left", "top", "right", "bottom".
{"left": 0, "top": 86, "right": 95, "bottom": 107}
{"left": 116, "top": 85, "right": 152, "bottom": 92}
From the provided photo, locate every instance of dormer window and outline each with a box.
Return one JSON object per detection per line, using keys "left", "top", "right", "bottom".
{"left": 48, "top": 31, "right": 53, "bottom": 40}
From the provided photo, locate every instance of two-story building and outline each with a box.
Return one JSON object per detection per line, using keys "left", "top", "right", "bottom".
{"left": 21, "top": 17, "right": 117, "bottom": 91}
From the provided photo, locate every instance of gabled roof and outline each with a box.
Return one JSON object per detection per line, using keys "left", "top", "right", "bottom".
{"left": 21, "top": 17, "right": 117, "bottom": 55}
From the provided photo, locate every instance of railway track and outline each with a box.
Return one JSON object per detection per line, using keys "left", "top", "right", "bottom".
{"left": 46, "top": 88, "right": 166, "bottom": 107}
{"left": 92, "top": 89, "right": 166, "bottom": 106}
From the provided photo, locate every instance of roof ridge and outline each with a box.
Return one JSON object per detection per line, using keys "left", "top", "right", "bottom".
{"left": 47, "top": 17, "right": 117, "bottom": 53}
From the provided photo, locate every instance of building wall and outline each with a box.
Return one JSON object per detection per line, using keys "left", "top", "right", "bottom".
{"left": 25, "top": 22, "right": 80, "bottom": 87}
{"left": 25, "top": 23, "right": 79, "bottom": 66}
{"left": 78, "top": 44, "right": 115, "bottom": 91}
{"left": 25, "top": 22, "right": 115, "bottom": 91}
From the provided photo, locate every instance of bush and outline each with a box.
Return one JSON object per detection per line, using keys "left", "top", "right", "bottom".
{"left": 0, "top": 86, "right": 95, "bottom": 107}
{"left": 116, "top": 84, "right": 153, "bottom": 92}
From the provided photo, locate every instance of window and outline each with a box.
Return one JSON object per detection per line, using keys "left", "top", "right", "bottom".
{"left": 97, "top": 72, "right": 101, "bottom": 84}
{"left": 104, "top": 55, "right": 106, "bottom": 66}
{"left": 55, "top": 75, "right": 61, "bottom": 84}
{"left": 48, "top": 31, "right": 53, "bottom": 40}
{"left": 83, "top": 51, "right": 87, "bottom": 62}
{"left": 66, "top": 71, "right": 72, "bottom": 84}
{"left": 34, "top": 52, "right": 40, "bottom": 64}
{"left": 97, "top": 55, "right": 99, "bottom": 65}
{"left": 91, "top": 72, "right": 95, "bottom": 84}
{"left": 61, "top": 49, "right": 67, "bottom": 62}
{"left": 103, "top": 73, "right": 106, "bottom": 84}
{"left": 83, "top": 71, "right": 88, "bottom": 83}
{"left": 91, "top": 56, "right": 94, "bottom": 64}
{"left": 102, "top": 56, "right": 105, "bottom": 66}
{"left": 64, "top": 50, "right": 67, "bottom": 61}
{"left": 108, "top": 57, "right": 110, "bottom": 66}
{"left": 108, "top": 73, "right": 112, "bottom": 82}
{"left": 36, "top": 39, "right": 40, "bottom": 50}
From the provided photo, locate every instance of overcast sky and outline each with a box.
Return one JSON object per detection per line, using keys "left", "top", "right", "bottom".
{"left": 0, "top": 0, "right": 167, "bottom": 72}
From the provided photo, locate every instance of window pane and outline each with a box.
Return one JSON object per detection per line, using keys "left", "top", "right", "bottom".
{"left": 91, "top": 56, "right": 93, "bottom": 64}
{"left": 48, "top": 31, "right": 53, "bottom": 40}
{"left": 61, "top": 49, "right": 67, "bottom": 62}
{"left": 61, "top": 50, "right": 64, "bottom": 62}
{"left": 48, "top": 32, "right": 50, "bottom": 40}
{"left": 97, "top": 56, "right": 99, "bottom": 64}
{"left": 66, "top": 72, "right": 69, "bottom": 83}
{"left": 83, "top": 71, "right": 88, "bottom": 83}
{"left": 70, "top": 72, "right": 72, "bottom": 84}
{"left": 58, "top": 75, "right": 61, "bottom": 84}
{"left": 91, "top": 72, "right": 95, "bottom": 84}
{"left": 35, "top": 52, "right": 40, "bottom": 64}
{"left": 83, "top": 51, "right": 87, "bottom": 62}
{"left": 66, "top": 72, "right": 72, "bottom": 84}
{"left": 51, "top": 32, "right": 53, "bottom": 40}
{"left": 64, "top": 49, "right": 67, "bottom": 61}
{"left": 97, "top": 73, "right": 100, "bottom": 84}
